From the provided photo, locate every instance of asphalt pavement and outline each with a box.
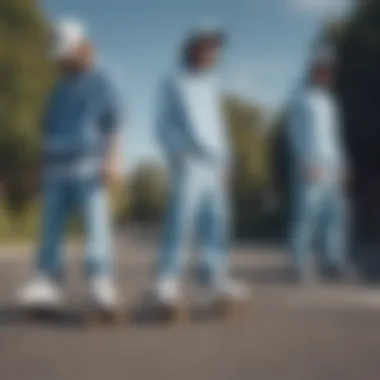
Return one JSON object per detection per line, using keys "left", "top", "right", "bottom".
{"left": 1, "top": 238, "right": 380, "bottom": 380}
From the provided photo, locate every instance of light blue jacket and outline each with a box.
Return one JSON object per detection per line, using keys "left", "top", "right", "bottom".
{"left": 156, "top": 70, "right": 230, "bottom": 170}
{"left": 43, "top": 68, "right": 119, "bottom": 160}
{"left": 287, "top": 84, "right": 347, "bottom": 182}
{"left": 42, "top": 68, "right": 120, "bottom": 179}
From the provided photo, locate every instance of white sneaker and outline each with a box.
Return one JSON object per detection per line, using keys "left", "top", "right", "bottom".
{"left": 89, "top": 276, "right": 119, "bottom": 310}
{"left": 17, "top": 275, "right": 63, "bottom": 309}
{"left": 154, "top": 277, "right": 181, "bottom": 307}
{"left": 205, "top": 278, "right": 250, "bottom": 302}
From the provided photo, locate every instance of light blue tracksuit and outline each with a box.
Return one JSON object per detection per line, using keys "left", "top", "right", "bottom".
{"left": 287, "top": 83, "right": 348, "bottom": 273}
{"left": 155, "top": 70, "right": 231, "bottom": 285}
{"left": 36, "top": 68, "right": 120, "bottom": 280}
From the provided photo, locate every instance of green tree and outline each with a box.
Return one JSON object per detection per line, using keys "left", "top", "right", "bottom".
{"left": 224, "top": 95, "right": 275, "bottom": 239}
{"left": 224, "top": 95, "right": 271, "bottom": 192}
{"left": 0, "top": 0, "right": 54, "bottom": 220}
{"left": 127, "top": 162, "right": 167, "bottom": 224}
{"left": 332, "top": 1, "right": 380, "bottom": 245}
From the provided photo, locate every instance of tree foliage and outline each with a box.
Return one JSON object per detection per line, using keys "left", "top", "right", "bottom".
{"left": 126, "top": 162, "right": 167, "bottom": 224}
{"left": 0, "top": 0, "right": 54, "bottom": 217}
{"left": 332, "top": 1, "right": 380, "bottom": 243}
{"left": 224, "top": 95, "right": 275, "bottom": 239}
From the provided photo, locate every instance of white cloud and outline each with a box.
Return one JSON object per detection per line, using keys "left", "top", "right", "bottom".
{"left": 289, "top": 0, "right": 351, "bottom": 15}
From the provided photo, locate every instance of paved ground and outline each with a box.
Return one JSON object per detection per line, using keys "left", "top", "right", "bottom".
{"left": 1, "top": 237, "right": 380, "bottom": 380}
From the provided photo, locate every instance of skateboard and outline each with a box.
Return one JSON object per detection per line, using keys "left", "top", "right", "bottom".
{"left": 136, "top": 292, "right": 190, "bottom": 325}
{"left": 83, "top": 305, "right": 126, "bottom": 327}
{"left": 150, "top": 299, "right": 250, "bottom": 324}
{"left": 135, "top": 289, "right": 251, "bottom": 325}
{"left": 153, "top": 304, "right": 190, "bottom": 325}
{"left": 212, "top": 298, "right": 251, "bottom": 321}
{"left": 19, "top": 305, "right": 65, "bottom": 322}
{"left": 17, "top": 304, "right": 127, "bottom": 327}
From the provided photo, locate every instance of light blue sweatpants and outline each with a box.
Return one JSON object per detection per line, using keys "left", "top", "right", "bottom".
{"left": 36, "top": 176, "right": 112, "bottom": 281}
{"left": 156, "top": 161, "right": 231, "bottom": 285}
{"left": 289, "top": 180, "right": 348, "bottom": 274}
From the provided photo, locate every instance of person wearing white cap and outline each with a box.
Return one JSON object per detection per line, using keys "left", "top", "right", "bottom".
{"left": 152, "top": 24, "right": 249, "bottom": 320}
{"left": 287, "top": 40, "right": 350, "bottom": 281}
{"left": 16, "top": 18, "right": 123, "bottom": 311}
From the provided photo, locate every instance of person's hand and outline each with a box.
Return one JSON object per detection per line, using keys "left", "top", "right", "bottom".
{"left": 304, "top": 165, "right": 322, "bottom": 183}
{"left": 338, "top": 168, "right": 352, "bottom": 196}
{"left": 100, "top": 157, "right": 122, "bottom": 187}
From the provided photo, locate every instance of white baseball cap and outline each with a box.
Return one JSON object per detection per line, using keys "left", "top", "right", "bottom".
{"left": 51, "top": 18, "right": 87, "bottom": 59}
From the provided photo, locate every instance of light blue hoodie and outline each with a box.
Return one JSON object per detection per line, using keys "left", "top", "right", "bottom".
{"left": 156, "top": 69, "right": 230, "bottom": 171}
{"left": 287, "top": 82, "right": 347, "bottom": 183}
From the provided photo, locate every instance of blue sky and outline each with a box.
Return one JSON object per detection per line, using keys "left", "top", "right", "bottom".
{"left": 41, "top": 0, "right": 353, "bottom": 169}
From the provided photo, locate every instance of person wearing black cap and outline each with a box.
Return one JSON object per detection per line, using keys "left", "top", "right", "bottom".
{"left": 152, "top": 24, "right": 249, "bottom": 320}
{"left": 287, "top": 41, "right": 350, "bottom": 281}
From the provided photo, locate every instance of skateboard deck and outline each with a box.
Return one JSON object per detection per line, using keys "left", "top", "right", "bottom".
{"left": 83, "top": 305, "right": 126, "bottom": 327}
{"left": 134, "top": 292, "right": 190, "bottom": 325}
{"left": 153, "top": 304, "right": 190, "bottom": 324}
{"left": 134, "top": 291, "right": 250, "bottom": 325}
{"left": 212, "top": 298, "right": 251, "bottom": 321}
{"left": 17, "top": 304, "right": 128, "bottom": 327}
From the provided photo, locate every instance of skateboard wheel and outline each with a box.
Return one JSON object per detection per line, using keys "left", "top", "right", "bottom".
{"left": 19, "top": 307, "right": 62, "bottom": 322}
{"left": 84, "top": 308, "right": 126, "bottom": 327}
{"left": 156, "top": 305, "right": 189, "bottom": 325}
{"left": 215, "top": 299, "right": 250, "bottom": 321}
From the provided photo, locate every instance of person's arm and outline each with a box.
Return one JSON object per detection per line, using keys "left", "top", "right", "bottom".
{"left": 38, "top": 86, "right": 58, "bottom": 179}
{"left": 103, "top": 132, "right": 123, "bottom": 175}
{"left": 41, "top": 82, "right": 78, "bottom": 157}
{"left": 156, "top": 78, "right": 214, "bottom": 163}
{"left": 287, "top": 93, "right": 320, "bottom": 181}
{"left": 41, "top": 85, "right": 58, "bottom": 149}
{"left": 98, "top": 75, "right": 123, "bottom": 183}
{"left": 332, "top": 97, "right": 350, "bottom": 184}
{"left": 156, "top": 79, "right": 184, "bottom": 159}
